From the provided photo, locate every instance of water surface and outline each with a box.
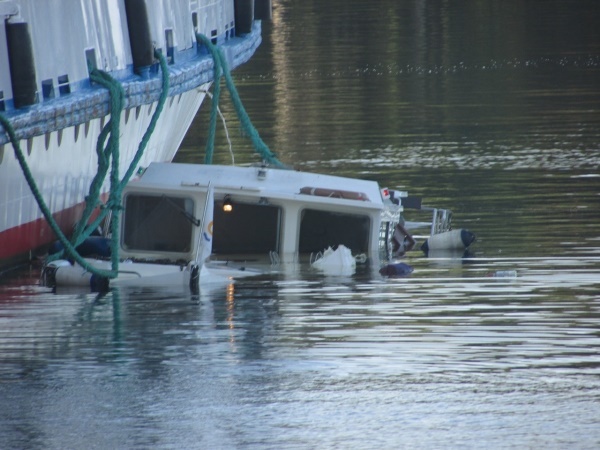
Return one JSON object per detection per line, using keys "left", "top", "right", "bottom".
{"left": 2, "top": 0, "right": 600, "bottom": 448}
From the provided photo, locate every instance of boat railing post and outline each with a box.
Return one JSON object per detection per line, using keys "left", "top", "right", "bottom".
{"left": 430, "top": 208, "right": 438, "bottom": 237}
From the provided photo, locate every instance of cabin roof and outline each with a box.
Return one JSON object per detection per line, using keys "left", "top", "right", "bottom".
{"left": 130, "top": 163, "right": 386, "bottom": 208}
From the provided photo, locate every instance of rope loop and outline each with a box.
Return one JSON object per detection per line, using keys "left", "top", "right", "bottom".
{"left": 196, "top": 34, "right": 287, "bottom": 169}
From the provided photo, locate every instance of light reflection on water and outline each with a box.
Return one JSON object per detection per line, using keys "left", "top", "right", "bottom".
{"left": 301, "top": 144, "right": 600, "bottom": 171}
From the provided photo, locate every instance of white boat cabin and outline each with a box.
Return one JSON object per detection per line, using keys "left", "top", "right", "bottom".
{"left": 120, "top": 162, "right": 404, "bottom": 266}
{"left": 43, "top": 163, "right": 473, "bottom": 291}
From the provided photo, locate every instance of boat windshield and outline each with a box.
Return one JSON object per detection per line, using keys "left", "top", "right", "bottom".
{"left": 122, "top": 194, "right": 195, "bottom": 254}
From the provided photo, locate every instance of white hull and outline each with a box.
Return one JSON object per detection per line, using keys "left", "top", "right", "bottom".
{"left": 1, "top": 86, "right": 206, "bottom": 241}
{"left": 0, "top": 0, "right": 263, "bottom": 268}
{"left": 44, "top": 257, "right": 263, "bottom": 293}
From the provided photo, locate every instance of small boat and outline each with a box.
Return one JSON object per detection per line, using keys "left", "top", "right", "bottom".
{"left": 42, "top": 161, "right": 474, "bottom": 291}
{"left": 42, "top": 179, "right": 261, "bottom": 293}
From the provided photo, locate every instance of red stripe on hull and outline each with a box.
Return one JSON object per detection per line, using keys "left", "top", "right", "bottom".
{"left": 0, "top": 202, "right": 88, "bottom": 267}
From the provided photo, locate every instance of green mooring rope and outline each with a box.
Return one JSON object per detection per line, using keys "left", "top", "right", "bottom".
{"left": 1, "top": 35, "right": 281, "bottom": 280}
{"left": 0, "top": 49, "right": 169, "bottom": 279}
{"left": 196, "top": 34, "right": 286, "bottom": 168}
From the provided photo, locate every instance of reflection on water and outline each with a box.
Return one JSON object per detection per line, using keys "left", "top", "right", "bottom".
{"left": 180, "top": 1, "right": 600, "bottom": 172}
{"left": 1, "top": 254, "right": 600, "bottom": 448}
{"left": 2, "top": 0, "right": 600, "bottom": 447}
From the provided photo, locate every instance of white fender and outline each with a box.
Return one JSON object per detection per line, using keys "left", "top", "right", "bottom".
{"left": 55, "top": 265, "right": 109, "bottom": 291}
{"left": 421, "top": 229, "right": 475, "bottom": 252}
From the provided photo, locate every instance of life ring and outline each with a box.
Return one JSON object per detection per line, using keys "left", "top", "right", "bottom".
{"left": 300, "top": 187, "right": 370, "bottom": 201}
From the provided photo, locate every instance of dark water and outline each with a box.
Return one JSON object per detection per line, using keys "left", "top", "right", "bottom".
{"left": 2, "top": 1, "right": 600, "bottom": 448}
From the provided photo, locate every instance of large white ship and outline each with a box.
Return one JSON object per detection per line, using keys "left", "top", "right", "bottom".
{"left": 0, "top": 0, "right": 267, "bottom": 270}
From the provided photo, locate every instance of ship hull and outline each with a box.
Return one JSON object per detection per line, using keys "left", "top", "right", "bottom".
{"left": 0, "top": 1, "right": 263, "bottom": 269}
{"left": 1, "top": 87, "right": 207, "bottom": 266}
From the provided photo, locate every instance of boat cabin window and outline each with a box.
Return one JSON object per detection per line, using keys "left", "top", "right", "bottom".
{"left": 122, "top": 194, "right": 195, "bottom": 253}
{"left": 299, "top": 209, "right": 370, "bottom": 254}
{"left": 213, "top": 202, "right": 281, "bottom": 254}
